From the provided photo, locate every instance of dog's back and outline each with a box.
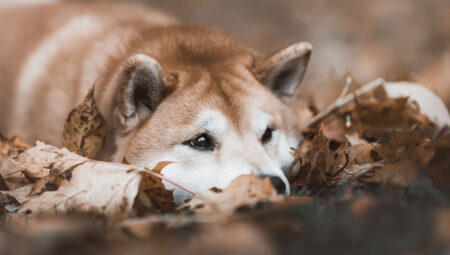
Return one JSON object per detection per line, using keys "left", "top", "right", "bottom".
{"left": 0, "top": 1, "right": 177, "bottom": 145}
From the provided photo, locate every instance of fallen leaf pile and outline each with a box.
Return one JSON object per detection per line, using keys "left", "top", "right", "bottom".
{"left": 0, "top": 78, "right": 449, "bottom": 255}
{"left": 1, "top": 142, "right": 178, "bottom": 222}
{"left": 289, "top": 80, "right": 450, "bottom": 196}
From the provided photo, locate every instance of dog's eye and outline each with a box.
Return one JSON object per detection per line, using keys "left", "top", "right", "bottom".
{"left": 261, "top": 127, "right": 274, "bottom": 144}
{"left": 183, "top": 133, "right": 215, "bottom": 151}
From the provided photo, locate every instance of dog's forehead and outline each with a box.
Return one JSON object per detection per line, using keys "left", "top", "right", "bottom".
{"left": 137, "top": 68, "right": 286, "bottom": 140}
{"left": 191, "top": 71, "right": 281, "bottom": 130}
{"left": 194, "top": 108, "right": 229, "bottom": 137}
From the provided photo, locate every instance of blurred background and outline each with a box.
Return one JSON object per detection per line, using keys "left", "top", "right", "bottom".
{"left": 108, "top": 0, "right": 450, "bottom": 108}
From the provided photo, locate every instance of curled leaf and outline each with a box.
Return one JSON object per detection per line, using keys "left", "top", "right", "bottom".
{"left": 63, "top": 85, "right": 107, "bottom": 159}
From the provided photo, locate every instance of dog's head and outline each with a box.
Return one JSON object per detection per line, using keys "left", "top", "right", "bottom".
{"left": 95, "top": 27, "right": 311, "bottom": 204}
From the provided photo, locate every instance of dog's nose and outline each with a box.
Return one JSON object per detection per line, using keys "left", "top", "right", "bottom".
{"left": 268, "top": 176, "right": 286, "bottom": 194}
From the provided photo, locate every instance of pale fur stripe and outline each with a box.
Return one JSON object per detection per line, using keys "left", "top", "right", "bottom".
{"left": 13, "top": 15, "right": 103, "bottom": 134}
{"left": 0, "top": 0, "right": 58, "bottom": 8}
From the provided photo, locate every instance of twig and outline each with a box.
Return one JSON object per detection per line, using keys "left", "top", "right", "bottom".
{"left": 328, "top": 151, "right": 350, "bottom": 181}
{"left": 337, "top": 76, "right": 353, "bottom": 100}
{"left": 344, "top": 159, "right": 387, "bottom": 178}
{"left": 305, "top": 78, "right": 385, "bottom": 128}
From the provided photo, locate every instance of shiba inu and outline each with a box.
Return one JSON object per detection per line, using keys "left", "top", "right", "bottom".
{"left": 0, "top": 1, "right": 312, "bottom": 204}
{"left": 2, "top": 1, "right": 448, "bottom": 205}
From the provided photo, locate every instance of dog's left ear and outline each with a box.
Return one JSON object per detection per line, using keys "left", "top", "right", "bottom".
{"left": 257, "top": 42, "right": 312, "bottom": 99}
{"left": 112, "top": 54, "right": 170, "bottom": 134}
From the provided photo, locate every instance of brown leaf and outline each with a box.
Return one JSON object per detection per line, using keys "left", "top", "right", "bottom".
{"left": 3, "top": 142, "right": 170, "bottom": 222}
{"left": 180, "top": 174, "right": 283, "bottom": 220}
{"left": 425, "top": 147, "right": 450, "bottom": 189}
{"left": 0, "top": 135, "right": 31, "bottom": 158}
{"left": 0, "top": 136, "right": 8, "bottom": 157}
{"left": 63, "top": 85, "right": 107, "bottom": 159}
{"left": 0, "top": 175, "right": 9, "bottom": 191}
{"left": 387, "top": 129, "right": 436, "bottom": 166}
{"left": 10, "top": 136, "right": 31, "bottom": 150}
{"left": 348, "top": 143, "right": 387, "bottom": 165}
{"left": 321, "top": 114, "right": 347, "bottom": 142}
{"left": 290, "top": 128, "right": 350, "bottom": 191}
{"left": 151, "top": 161, "right": 174, "bottom": 174}
{"left": 426, "top": 134, "right": 450, "bottom": 149}
{"left": 342, "top": 163, "right": 378, "bottom": 179}
{"left": 1, "top": 135, "right": 36, "bottom": 190}
{"left": 361, "top": 160, "right": 420, "bottom": 187}
{"left": 135, "top": 162, "right": 177, "bottom": 215}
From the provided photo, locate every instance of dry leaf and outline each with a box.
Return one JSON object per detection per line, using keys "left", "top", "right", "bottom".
{"left": 426, "top": 134, "right": 450, "bottom": 149}
{"left": 2, "top": 142, "right": 176, "bottom": 222}
{"left": 347, "top": 143, "right": 386, "bottom": 165}
{"left": 361, "top": 160, "right": 420, "bottom": 187}
{"left": 63, "top": 85, "right": 107, "bottom": 159}
{"left": 134, "top": 162, "right": 177, "bottom": 214}
{"left": 4, "top": 142, "right": 141, "bottom": 220}
{"left": 180, "top": 174, "right": 284, "bottom": 220}
{"left": 1, "top": 135, "right": 34, "bottom": 190}
{"left": 425, "top": 147, "right": 450, "bottom": 189}
{"left": 0, "top": 135, "right": 31, "bottom": 158}
{"left": 293, "top": 78, "right": 450, "bottom": 192}
{"left": 342, "top": 163, "right": 379, "bottom": 179}
{"left": 0, "top": 193, "right": 21, "bottom": 217}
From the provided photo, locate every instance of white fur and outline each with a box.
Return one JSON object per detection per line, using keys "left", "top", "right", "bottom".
{"left": 250, "top": 107, "right": 271, "bottom": 137}
{"left": 195, "top": 109, "right": 229, "bottom": 138}
{"left": 249, "top": 104, "right": 299, "bottom": 173}
{"left": 144, "top": 108, "right": 294, "bottom": 205}
{"left": 275, "top": 133, "right": 298, "bottom": 173}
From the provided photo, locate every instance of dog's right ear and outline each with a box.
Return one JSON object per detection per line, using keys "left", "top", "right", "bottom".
{"left": 112, "top": 54, "right": 169, "bottom": 134}
{"left": 256, "top": 42, "right": 312, "bottom": 100}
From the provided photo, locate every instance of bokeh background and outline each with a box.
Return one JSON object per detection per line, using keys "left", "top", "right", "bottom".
{"left": 113, "top": 0, "right": 450, "bottom": 108}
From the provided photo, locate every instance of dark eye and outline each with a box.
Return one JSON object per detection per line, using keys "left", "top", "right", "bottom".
{"left": 183, "top": 133, "right": 215, "bottom": 151}
{"left": 261, "top": 127, "right": 274, "bottom": 144}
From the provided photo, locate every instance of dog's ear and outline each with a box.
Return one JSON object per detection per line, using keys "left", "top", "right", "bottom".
{"left": 112, "top": 54, "right": 169, "bottom": 134}
{"left": 257, "top": 42, "right": 312, "bottom": 99}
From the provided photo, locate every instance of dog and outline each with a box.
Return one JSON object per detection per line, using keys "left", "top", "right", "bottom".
{"left": 2, "top": 1, "right": 448, "bottom": 205}
{"left": 0, "top": 1, "right": 313, "bottom": 204}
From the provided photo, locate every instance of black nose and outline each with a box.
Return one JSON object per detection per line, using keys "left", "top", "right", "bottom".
{"left": 269, "top": 176, "right": 286, "bottom": 194}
